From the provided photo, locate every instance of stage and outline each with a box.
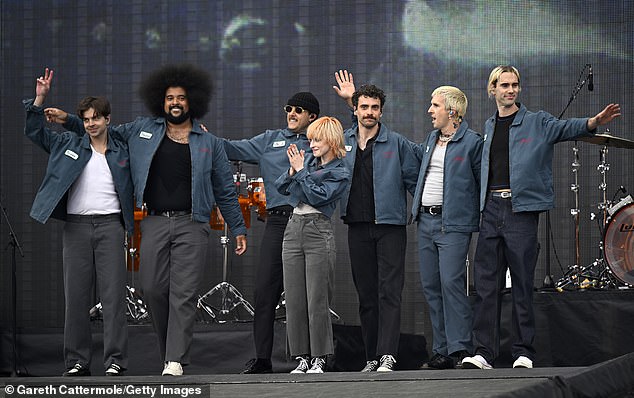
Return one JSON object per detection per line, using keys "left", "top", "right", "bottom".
{"left": 2, "top": 290, "right": 634, "bottom": 397}
{"left": 1, "top": 356, "right": 633, "bottom": 398}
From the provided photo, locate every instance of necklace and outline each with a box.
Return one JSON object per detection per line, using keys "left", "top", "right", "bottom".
{"left": 167, "top": 127, "right": 190, "bottom": 144}
{"left": 438, "top": 134, "right": 453, "bottom": 143}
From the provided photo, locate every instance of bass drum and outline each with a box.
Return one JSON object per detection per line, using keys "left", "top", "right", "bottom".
{"left": 604, "top": 203, "right": 634, "bottom": 285}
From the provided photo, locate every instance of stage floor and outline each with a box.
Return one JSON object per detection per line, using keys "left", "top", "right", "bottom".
{"left": 2, "top": 360, "right": 634, "bottom": 398}
{"left": 2, "top": 291, "right": 634, "bottom": 397}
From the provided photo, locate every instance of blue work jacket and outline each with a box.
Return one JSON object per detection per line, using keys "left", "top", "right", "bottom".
{"left": 411, "top": 121, "right": 482, "bottom": 232}
{"left": 223, "top": 129, "right": 312, "bottom": 209}
{"left": 24, "top": 99, "right": 135, "bottom": 233}
{"left": 274, "top": 155, "right": 351, "bottom": 218}
{"left": 481, "top": 103, "right": 594, "bottom": 213}
{"left": 64, "top": 114, "right": 247, "bottom": 236}
{"left": 340, "top": 123, "right": 420, "bottom": 225}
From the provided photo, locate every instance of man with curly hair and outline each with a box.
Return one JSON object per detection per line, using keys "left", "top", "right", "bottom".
{"left": 48, "top": 64, "right": 247, "bottom": 376}
{"left": 333, "top": 70, "right": 419, "bottom": 372}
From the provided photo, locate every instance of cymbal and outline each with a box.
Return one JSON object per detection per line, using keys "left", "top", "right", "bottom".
{"left": 578, "top": 133, "right": 634, "bottom": 149}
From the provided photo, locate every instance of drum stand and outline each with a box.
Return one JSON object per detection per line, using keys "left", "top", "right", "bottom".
{"left": 89, "top": 238, "right": 149, "bottom": 323}
{"left": 273, "top": 291, "right": 342, "bottom": 322}
{"left": 556, "top": 145, "right": 621, "bottom": 290}
{"left": 197, "top": 222, "right": 255, "bottom": 323}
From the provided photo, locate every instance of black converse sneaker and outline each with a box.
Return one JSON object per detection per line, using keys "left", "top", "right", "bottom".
{"left": 306, "top": 356, "right": 326, "bottom": 373}
{"left": 290, "top": 356, "right": 310, "bottom": 374}
{"left": 106, "top": 363, "right": 124, "bottom": 376}
{"left": 62, "top": 363, "right": 91, "bottom": 377}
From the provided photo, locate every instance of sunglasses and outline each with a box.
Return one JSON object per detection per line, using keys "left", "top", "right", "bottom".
{"left": 284, "top": 105, "right": 306, "bottom": 114}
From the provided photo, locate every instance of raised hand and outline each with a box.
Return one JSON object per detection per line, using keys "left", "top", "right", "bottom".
{"left": 34, "top": 68, "right": 54, "bottom": 107}
{"left": 333, "top": 69, "right": 355, "bottom": 108}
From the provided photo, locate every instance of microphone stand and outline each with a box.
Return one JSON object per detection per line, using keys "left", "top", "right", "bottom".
{"left": 1, "top": 200, "right": 25, "bottom": 377}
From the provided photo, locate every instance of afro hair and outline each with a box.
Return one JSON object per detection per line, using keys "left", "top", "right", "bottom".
{"left": 139, "top": 64, "right": 213, "bottom": 119}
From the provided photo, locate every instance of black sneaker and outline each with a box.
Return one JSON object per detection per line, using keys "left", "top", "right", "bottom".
{"left": 240, "top": 358, "right": 273, "bottom": 374}
{"left": 420, "top": 353, "right": 454, "bottom": 370}
{"left": 306, "top": 356, "right": 326, "bottom": 374}
{"left": 105, "top": 363, "right": 124, "bottom": 376}
{"left": 451, "top": 350, "right": 471, "bottom": 369}
{"left": 62, "top": 363, "right": 91, "bottom": 377}
{"left": 290, "top": 356, "right": 310, "bottom": 374}
{"left": 360, "top": 360, "right": 379, "bottom": 372}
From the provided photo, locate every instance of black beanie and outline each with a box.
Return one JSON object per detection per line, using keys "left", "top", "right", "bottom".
{"left": 287, "top": 92, "right": 320, "bottom": 116}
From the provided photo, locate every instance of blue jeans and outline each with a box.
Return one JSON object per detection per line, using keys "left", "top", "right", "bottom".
{"left": 471, "top": 194, "right": 539, "bottom": 364}
{"left": 417, "top": 213, "right": 473, "bottom": 356}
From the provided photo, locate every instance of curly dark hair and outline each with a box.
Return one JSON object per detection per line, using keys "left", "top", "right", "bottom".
{"left": 138, "top": 64, "right": 213, "bottom": 119}
{"left": 351, "top": 84, "right": 386, "bottom": 109}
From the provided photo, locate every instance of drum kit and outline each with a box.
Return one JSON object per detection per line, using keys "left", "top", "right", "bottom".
{"left": 555, "top": 132, "right": 634, "bottom": 290}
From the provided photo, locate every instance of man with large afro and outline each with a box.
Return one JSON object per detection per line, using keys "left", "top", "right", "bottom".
{"left": 56, "top": 64, "right": 248, "bottom": 376}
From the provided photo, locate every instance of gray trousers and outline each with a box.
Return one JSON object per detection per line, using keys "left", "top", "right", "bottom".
{"left": 138, "top": 215, "right": 210, "bottom": 365}
{"left": 62, "top": 214, "right": 128, "bottom": 370}
{"left": 282, "top": 213, "right": 335, "bottom": 357}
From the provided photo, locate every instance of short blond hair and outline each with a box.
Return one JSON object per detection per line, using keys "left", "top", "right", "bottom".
{"left": 431, "top": 86, "right": 468, "bottom": 121}
{"left": 307, "top": 116, "right": 346, "bottom": 159}
{"left": 487, "top": 65, "right": 521, "bottom": 99}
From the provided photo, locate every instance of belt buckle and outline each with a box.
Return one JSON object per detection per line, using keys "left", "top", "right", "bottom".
{"left": 500, "top": 191, "right": 512, "bottom": 199}
{"left": 429, "top": 206, "right": 440, "bottom": 215}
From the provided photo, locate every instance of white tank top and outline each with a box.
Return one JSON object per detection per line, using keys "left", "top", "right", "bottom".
{"left": 421, "top": 144, "right": 445, "bottom": 206}
{"left": 67, "top": 145, "right": 121, "bottom": 215}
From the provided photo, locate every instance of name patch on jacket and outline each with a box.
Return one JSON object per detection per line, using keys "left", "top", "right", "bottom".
{"left": 273, "top": 140, "right": 285, "bottom": 148}
{"left": 64, "top": 150, "right": 78, "bottom": 160}
{"left": 139, "top": 131, "right": 152, "bottom": 139}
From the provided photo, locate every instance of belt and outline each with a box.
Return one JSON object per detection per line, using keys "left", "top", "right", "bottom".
{"left": 147, "top": 209, "right": 192, "bottom": 217}
{"left": 289, "top": 212, "right": 329, "bottom": 221}
{"left": 66, "top": 213, "right": 121, "bottom": 223}
{"left": 490, "top": 191, "right": 512, "bottom": 199}
{"left": 267, "top": 206, "right": 293, "bottom": 218}
{"left": 421, "top": 205, "right": 442, "bottom": 216}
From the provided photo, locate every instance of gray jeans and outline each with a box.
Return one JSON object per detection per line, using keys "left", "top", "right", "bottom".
{"left": 138, "top": 214, "right": 211, "bottom": 364}
{"left": 282, "top": 213, "right": 335, "bottom": 357}
{"left": 63, "top": 214, "right": 128, "bottom": 370}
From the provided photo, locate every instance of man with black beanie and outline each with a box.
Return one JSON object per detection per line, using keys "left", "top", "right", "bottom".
{"left": 223, "top": 92, "right": 320, "bottom": 374}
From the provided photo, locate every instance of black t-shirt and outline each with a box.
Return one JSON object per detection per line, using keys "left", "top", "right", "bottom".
{"left": 144, "top": 136, "right": 192, "bottom": 211}
{"left": 488, "top": 111, "right": 517, "bottom": 190}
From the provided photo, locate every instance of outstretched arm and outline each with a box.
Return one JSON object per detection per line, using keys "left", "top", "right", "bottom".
{"left": 587, "top": 103, "right": 621, "bottom": 131}
{"left": 33, "top": 68, "right": 54, "bottom": 107}
{"left": 44, "top": 107, "right": 69, "bottom": 124}
{"left": 333, "top": 69, "right": 355, "bottom": 109}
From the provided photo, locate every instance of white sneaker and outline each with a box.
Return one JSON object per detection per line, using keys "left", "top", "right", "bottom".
{"left": 290, "top": 356, "right": 310, "bottom": 374}
{"left": 162, "top": 361, "right": 183, "bottom": 376}
{"left": 377, "top": 354, "right": 396, "bottom": 372}
{"left": 306, "top": 356, "right": 326, "bottom": 373}
{"left": 512, "top": 356, "right": 533, "bottom": 369}
{"left": 461, "top": 355, "right": 493, "bottom": 370}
